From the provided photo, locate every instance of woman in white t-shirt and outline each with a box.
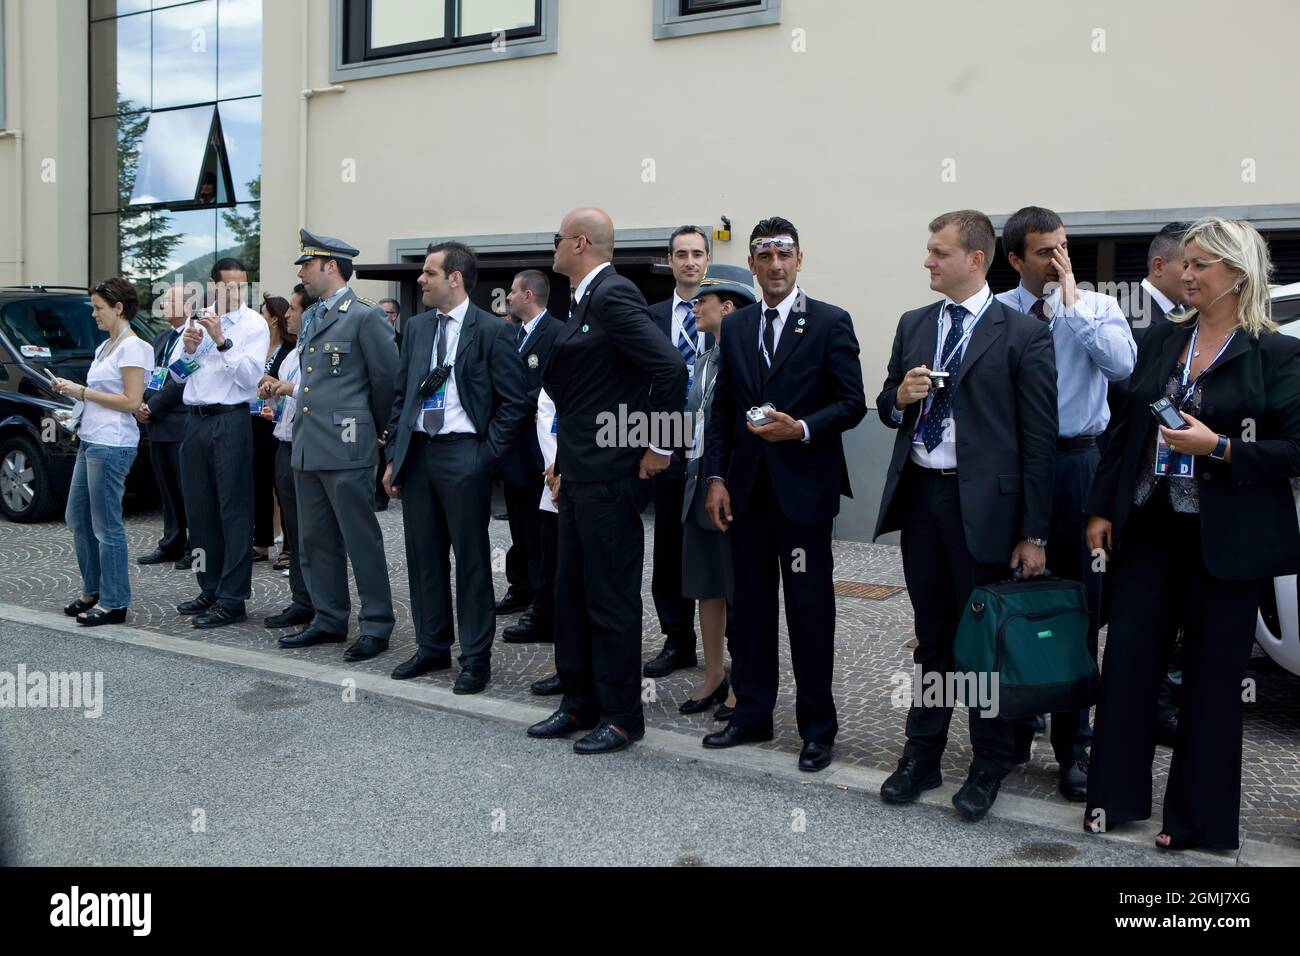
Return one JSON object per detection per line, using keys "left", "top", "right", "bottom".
{"left": 49, "top": 278, "right": 154, "bottom": 626}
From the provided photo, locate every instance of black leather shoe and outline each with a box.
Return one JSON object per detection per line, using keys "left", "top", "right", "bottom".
{"left": 643, "top": 645, "right": 699, "bottom": 678}
{"left": 343, "top": 635, "right": 390, "bottom": 662}
{"left": 136, "top": 548, "right": 178, "bottom": 565}
{"left": 192, "top": 605, "right": 246, "bottom": 629}
{"left": 799, "top": 741, "right": 833, "bottom": 773}
{"left": 880, "top": 757, "right": 943, "bottom": 803}
{"left": 177, "top": 594, "right": 216, "bottom": 616}
{"left": 173, "top": 552, "right": 196, "bottom": 570}
{"left": 678, "top": 677, "right": 729, "bottom": 715}
{"left": 712, "top": 704, "right": 735, "bottom": 722}
{"left": 494, "top": 590, "right": 533, "bottom": 615}
{"left": 263, "top": 606, "right": 314, "bottom": 629}
{"left": 1058, "top": 759, "right": 1088, "bottom": 802}
{"left": 64, "top": 595, "right": 98, "bottom": 617}
{"left": 77, "top": 606, "right": 127, "bottom": 627}
{"left": 278, "top": 626, "right": 347, "bottom": 648}
{"left": 453, "top": 667, "right": 490, "bottom": 695}
{"left": 391, "top": 651, "right": 452, "bottom": 680}
{"left": 952, "top": 768, "right": 1002, "bottom": 821}
{"left": 527, "top": 710, "right": 593, "bottom": 739}
{"left": 530, "top": 673, "right": 563, "bottom": 696}
{"left": 573, "top": 722, "right": 643, "bottom": 754}
{"left": 502, "top": 616, "right": 553, "bottom": 644}
{"left": 702, "top": 723, "right": 774, "bottom": 749}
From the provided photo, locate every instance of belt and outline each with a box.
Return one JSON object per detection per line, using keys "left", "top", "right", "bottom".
{"left": 917, "top": 466, "right": 959, "bottom": 477}
{"left": 413, "top": 431, "right": 476, "bottom": 444}
{"left": 1056, "top": 435, "right": 1099, "bottom": 450}
{"left": 189, "top": 403, "right": 247, "bottom": 417}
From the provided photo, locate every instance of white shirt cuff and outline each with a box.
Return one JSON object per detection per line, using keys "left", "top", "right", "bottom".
{"left": 800, "top": 420, "right": 810, "bottom": 443}
{"left": 648, "top": 445, "right": 672, "bottom": 457}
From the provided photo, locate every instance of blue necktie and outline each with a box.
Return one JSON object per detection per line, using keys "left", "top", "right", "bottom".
{"left": 301, "top": 302, "right": 322, "bottom": 341}
{"left": 678, "top": 303, "right": 698, "bottom": 362}
{"left": 921, "top": 304, "right": 968, "bottom": 452}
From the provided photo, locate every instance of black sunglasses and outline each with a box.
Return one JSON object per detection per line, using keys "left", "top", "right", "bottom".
{"left": 553, "top": 233, "right": 585, "bottom": 249}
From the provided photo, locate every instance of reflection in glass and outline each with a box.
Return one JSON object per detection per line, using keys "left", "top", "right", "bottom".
{"left": 218, "top": 0, "right": 263, "bottom": 99}
{"left": 152, "top": 0, "right": 218, "bottom": 109}
{"left": 217, "top": 98, "right": 261, "bottom": 204}
{"left": 371, "top": 0, "right": 446, "bottom": 48}
{"left": 89, "top": 0, "right": 151, "bottom": 22}
{"left": 460, "top": 0, "right": 537, "bottom": 37}
{"left": 219, "top": 203, "right": 261, "bottom": 285}
{"left": 90, "top": 13, "right": 151, "bottom": 117}
{"left": 90, "top": 214, "right": 123, "bottom": 287}
{"left": 91, "top": 116, "right": 141, "bottom": 214}
{"left": 150, "top": 208, "right": 219, "bottom": 289}
{"left": 129, "top": 105, "right": 223, "bottom": 206}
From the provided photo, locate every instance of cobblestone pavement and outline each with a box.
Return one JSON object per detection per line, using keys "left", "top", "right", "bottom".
{"left": 3, "top": 494, "right": 1298, "bottom": 848}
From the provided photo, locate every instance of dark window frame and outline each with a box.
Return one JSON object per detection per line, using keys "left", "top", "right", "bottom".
{"left": 342, "top": 0, "right": 543, "bottom": 65}
{"left": 680, "top": 0, "right": 763, "bottom": 14}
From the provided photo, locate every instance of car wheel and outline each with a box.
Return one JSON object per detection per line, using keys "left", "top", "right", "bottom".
{"left": 0, "top": 435, "right": 60, "bottom": 523}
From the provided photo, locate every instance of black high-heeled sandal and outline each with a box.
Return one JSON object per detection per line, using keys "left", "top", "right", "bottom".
{"left": 76, "top": 607, "right": 127, "bottom": 627}
{"left": 64, "top": 595, "right": 98, "bottom": 617}
{"left": 679, "top": 677, "right": 730, "bottom": 715}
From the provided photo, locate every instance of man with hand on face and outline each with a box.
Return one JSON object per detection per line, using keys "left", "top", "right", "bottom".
{"left": 995, "top": 205, "right": 1135, "bottom": 800}
{"left": 174, "top": 258, "right": 270, "bottom": 629}
{"left": 278, "top": 230, "right": 398, "bottom": 662}
{"left": 526, "top": 207, "right": 687, "bottom": 754}
{"left": 875, "top": 210, "right": 1057, "bottom": 820}
{"left": 643, "top": 225, "right": 714, "bottom": 681}
{"left": 701, "top": 217, "right": 866, "bottom": 774}
{"left": 382, "top": 242, "right": 528, "bottom": 694}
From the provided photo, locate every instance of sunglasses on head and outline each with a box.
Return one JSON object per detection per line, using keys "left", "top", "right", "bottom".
{"left": 750, "top": 236, "right": 797, "bottom": 253}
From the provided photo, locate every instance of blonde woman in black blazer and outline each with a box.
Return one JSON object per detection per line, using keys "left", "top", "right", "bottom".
{"left": 1084, "top": 217, "right": 1300, "bottom": 851}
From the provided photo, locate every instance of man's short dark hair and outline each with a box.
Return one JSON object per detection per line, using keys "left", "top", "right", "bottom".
{"left": 1148, "top": 221, "right": 1191, "bottom": 270}
{"left": 426, "top": 241, "right": 478, "bottom": 292}
{"left": 668, "top": 225, "right": 711, "bottom": 255}
{"left": 1002, "top": 206, "right": 1065, "bottom": 260}
{"left": 749, "top": 217, "right": 800, "bottom": 249}
{"left": 210, "top": 257, "right": 247, "bottom": 282}
{"left": 515, "top": 269, "right": 550, "bottom": 303}
{"left": 378, "top": 297, "right": 399, "bottom": 310}
{"left": 928, "top": 210, "right": 996, "bottom": 270}
{"left": 293, "top": 283, "right": 318, "bottom": 310}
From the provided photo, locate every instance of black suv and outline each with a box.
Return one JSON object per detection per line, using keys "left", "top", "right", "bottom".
{"left": 0, "top": 286, "right": 164, "bottom": 522}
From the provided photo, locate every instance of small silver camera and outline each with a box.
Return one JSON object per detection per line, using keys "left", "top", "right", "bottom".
{"left": 746, "top": 403, "right": 776, "bottom": 426}
{"left": 928, "top": 371, "right": 950, "bottom": 390}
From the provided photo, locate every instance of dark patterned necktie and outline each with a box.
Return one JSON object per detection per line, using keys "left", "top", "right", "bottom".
{"left": 420, "top": 313, "right": 450, "bottom": 435}
{"left": 516, "top": 322, "right": 528, "bottom": 351}
{"left": 761, "top": 308, "right": 778, "bottom": 366}
{"left": 921, "top": 304, "right": 968, "bottom": 452}
{"left": 1030, "top": 297, "right": 1055, "bottom": 354}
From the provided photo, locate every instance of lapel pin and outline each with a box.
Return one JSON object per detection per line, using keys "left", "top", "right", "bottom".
{"left": 581, "top": 324, "right": 589, "bottom": 333}
{"left": 527, "top": 354, "right": 539, "bottom": 368}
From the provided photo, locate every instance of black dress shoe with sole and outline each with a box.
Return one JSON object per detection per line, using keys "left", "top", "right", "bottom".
{"left": 799, "top": 741, "right": 833, "bottom": 773}
{"left": 1058, "top": 759, "right": 1088, "bottom": 802}
{"left": 643, "top": 645, "right": 699, "bottom": 679}
{"left": 880, "top": 757, "right": 942, "bottom": 804}
{"left": 77, "top": 607, "right": 127, "bottom": 627}
{"left": 173, "top": 553, "right": 196, "bottom": 570}
{"left": 712, "top": 704, "right": 735, "bottom": 722}
{"left": 494, "top": 591, "right": 533, "bottom": 615}
{"left": 343, "top": 635, "right": 390, "bottom": 662}
{"left": 952, "top": 768, "right": 1002, "bottom": 821}
{"left": 263, "top": 606, "right": 315, "bottom": 629}
{"left": 502, "top": 618, "right": 553, "bottom": 644}
{"left": 527, "top": 710, "right": 594, "bottom": 739}
{"left": 574, "top": 722, "right": 643, "bottom": 754}
{"left": 390, "top": 652, "right": 452, "bottom": 680}
{"left": 529, "top": 673, "right": 563, "bottom": 696}
{"left": 278, "top": 627, "right": 347, "bottom": 649}
{"left": 136, "top": 548, "right": 178, "bottom": 565}
{"left": 702, "top": 724, "right": 774, "bottom": 749}
{"left": 64, "top": 595, "right": 98, "bottom": 617}
{"left": 193, "top": 606, "right": 246, "bottom": 629}
{"left": 177, "top": 594, "right": 216, "bottom": 616}
{"left": 453, "top": 668, "right": 490, "bottom": 695}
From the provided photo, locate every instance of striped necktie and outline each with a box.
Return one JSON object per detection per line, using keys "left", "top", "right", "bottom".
{"left": 678, "top": 302, "right": 698, "bottom": 362}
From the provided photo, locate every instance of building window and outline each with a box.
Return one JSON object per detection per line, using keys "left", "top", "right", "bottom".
{"left": 653, "top": 0, "right": 780, "bottom": 40}
{"left": 332, "top": 0, "right": 556, "bottom": 82}
{"left": 89, "top": 0, "right": 262, "bottom": 304}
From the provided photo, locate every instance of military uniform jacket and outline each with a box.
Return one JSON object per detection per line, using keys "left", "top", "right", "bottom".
{"left": 290, "top": 286, "right": 399, "bottom": 472}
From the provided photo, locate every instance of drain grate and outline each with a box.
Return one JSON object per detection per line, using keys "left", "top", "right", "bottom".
{"left": 833, "top": 581, "right": 905, "bottom": 601}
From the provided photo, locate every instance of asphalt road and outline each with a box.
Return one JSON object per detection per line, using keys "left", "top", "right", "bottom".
{"left": 0, "top": 619, "right": 1194, "bottom": 867}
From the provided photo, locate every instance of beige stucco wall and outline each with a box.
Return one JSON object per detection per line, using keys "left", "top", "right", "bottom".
{"left": 0, "top": 0, "right": 89, "bottom": 286}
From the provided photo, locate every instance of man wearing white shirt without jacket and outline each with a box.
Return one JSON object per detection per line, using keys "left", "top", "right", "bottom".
{"left": 995, "top": 205, "right": 1136, "bottom": 799}
{"left": 175, "top": 258, "right": 270, "bottom": 629}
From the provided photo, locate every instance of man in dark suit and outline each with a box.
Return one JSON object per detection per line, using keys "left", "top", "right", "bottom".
{"left": 500, "top": 269, "right": 565, "bottom": 643}
{"left": 134, "top": 283, "right": 191, "bottom": 569}
{"left": 527, "top": 207, "right": 687, "bottom": 754}
{"left": 384, "top": 242, "right": 528, "bottom": 694}
{"left": 701, "top": 217, "right": 867, "bottom": 773}
{"left": 1128, "top": 222, "right": 1191, "bottom": 348}
{"left": 643, "top": 225, "right": 715, "bottom": 679}
{"left": 874, "top": 210, "right": 1057, "bottom": 820}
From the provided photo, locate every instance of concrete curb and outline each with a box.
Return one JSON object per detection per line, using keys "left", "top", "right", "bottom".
{"left": 6, "top": 601, "right": 1294, "bottom": 867}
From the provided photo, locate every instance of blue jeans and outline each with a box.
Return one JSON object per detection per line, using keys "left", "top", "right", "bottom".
{"left": 66, "top": 441, "right": 137, "bottom": 610}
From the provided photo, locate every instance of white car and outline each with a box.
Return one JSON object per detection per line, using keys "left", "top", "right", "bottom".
{"left": 1255, "top": 283, "right": 1300, "bottom": 677}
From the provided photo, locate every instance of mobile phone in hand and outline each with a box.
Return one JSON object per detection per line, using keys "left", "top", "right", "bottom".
{"left": 1150, "top": 397, "right": 1190, "bottom": 431}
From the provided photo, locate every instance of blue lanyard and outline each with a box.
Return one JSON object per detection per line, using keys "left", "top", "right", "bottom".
{"left": 1178, "top": 325, "right": 1235, "bottom": 406}
{"left": 431, "top": 316, "right": 463, "bottom": 370}
{"left": 931, "top": 292, "right": 995, "bottom": 374}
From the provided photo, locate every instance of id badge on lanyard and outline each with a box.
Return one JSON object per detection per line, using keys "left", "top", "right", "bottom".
{"left": 1155, "top": 326, "right": 1235, "bottom": 480}
{"left": 911, "top": 294, "right": 994, "bottom": 445}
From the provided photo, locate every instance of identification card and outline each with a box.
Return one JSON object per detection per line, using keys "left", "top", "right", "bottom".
{"left": 1155, "top": 433, "right": 1194, "bottom": 479}
{"left": 551, "top": 414, "right": 558, "bottom": 435}
{"left": 421, "top": 385, "right": 447, "bottom": 412}
{"left": 147, "top": 366, "right": 168, "bottom": 391}
{"left": 250, "top": 399, "right": 265, "bottom": 415}
{"left": 169, "top": 356, "right": 201, "bottom": 381}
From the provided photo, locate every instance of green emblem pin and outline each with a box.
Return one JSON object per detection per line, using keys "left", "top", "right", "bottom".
{"left": 582, "top": 324, "right": 589, "bottom": 333}
{"left": 1036, "top": 630, "right": 1053, "bottom": 639}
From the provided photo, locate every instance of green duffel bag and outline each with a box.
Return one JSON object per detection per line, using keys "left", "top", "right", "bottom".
{"left": 953, "top": 575, "right": 1099, "bottom": 720}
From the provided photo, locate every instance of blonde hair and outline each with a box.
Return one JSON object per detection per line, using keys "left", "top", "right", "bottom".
{"left": 1174, "top": 216, "right": 1275, "bottom": 335}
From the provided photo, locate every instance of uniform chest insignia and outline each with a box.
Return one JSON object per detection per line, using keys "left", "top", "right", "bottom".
{"left": 338, "top": 298, "right": 351, "bottom": 312}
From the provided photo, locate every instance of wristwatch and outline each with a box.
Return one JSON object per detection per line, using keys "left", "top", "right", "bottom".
{"left": 1210, "top": 434, "right": 1229, "bottom": 460}
{"left": 1026, "top": 537, "right": 1048, "bottom": 548}
{"left": 216, "top": 338, "right": 234, "bottom": 352}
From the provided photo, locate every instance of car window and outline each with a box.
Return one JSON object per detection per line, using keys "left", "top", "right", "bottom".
{"left": 0, "top": 297, "right": 100, "bottom": 363}
{"left": 1272, "top": 296, "right": 1300, "bottom": 326}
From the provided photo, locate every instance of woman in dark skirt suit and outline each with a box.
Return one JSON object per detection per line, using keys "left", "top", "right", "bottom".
{"left": 1084, "top": 217, "right": 1300, "bottom": 851}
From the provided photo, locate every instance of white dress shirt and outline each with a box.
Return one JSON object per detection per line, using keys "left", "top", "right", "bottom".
{"left": 517, "top": 310, "right": 546, "bottom": 351}
{"left": 670, "top": 290, "right": 705, "bottom": 358}
{"left": 415, "top": 296, "right": 476, "bottom": 436}
{"left": 1140, "top": 278, "right": 1179, "bottom": 317}
{"left": 894, "top": 283, "right": 992, "bottom": 470}
{"left": 178, "top": 303, "right": 270, "bottom": 406}
{"left": 758, "top": 284, "right": 811, "bottom": 443}
{"left": 273, "top": 347, "right": 300, "bottom": 442}
{"left": 536, "top": 387, "right": 558, "bottom": 514}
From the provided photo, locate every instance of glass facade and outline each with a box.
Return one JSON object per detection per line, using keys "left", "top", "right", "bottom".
{"left": 90, "top": 0, "right": 262, "bottom": 306}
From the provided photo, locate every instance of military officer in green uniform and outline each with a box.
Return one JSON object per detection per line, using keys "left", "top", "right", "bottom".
{"left": 279, "top": 229, "right": 399, "bottom": 661}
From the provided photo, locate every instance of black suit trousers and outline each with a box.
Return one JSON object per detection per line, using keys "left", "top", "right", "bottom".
{"left": 504, "top": 470, "right": 544, "bottom": 597}
{"left": 728, "top": 465, "right": 838, "bottom": 746}
{"left": 1085, "top": 494, "right": 1261, "bottom": 850}
{"left": 148, "top": 439, "right": 187, "bottom": 556}
{"left": 529, "top": 508, "right": 558, "bottom": 629}
{"left": 898, "top": 464, "right": 1016, "bottom": 776}
{"left": 652, "top": 471, "right": 696, "bottom": 651}
{"left": 274, "top": 441, "right": 312, "bottom": 613}
{"left": 180, "top": 410, "right": 253, "bottom": 609}
{"left": 555, "top": 476, "right": 647, "bottom": 731}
